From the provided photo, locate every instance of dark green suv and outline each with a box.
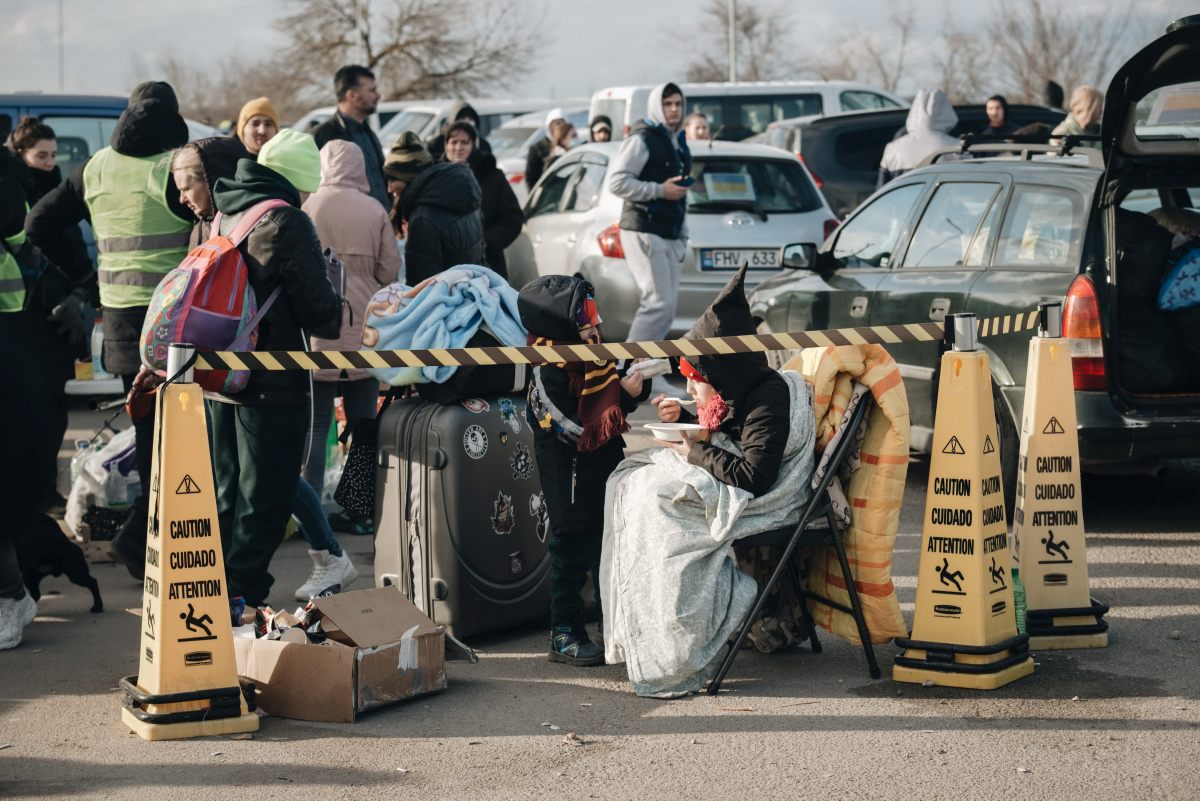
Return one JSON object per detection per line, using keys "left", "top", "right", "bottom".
{"left": 750, "top": 17, "right": 1200, "bottom": 510}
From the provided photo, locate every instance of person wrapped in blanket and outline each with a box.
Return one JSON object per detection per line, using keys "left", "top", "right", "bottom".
{"left": 518, "top": 275, "right": 649, "bottom": 666}
{"left": 650, "top": 264, "right": 812, "bottom": 654}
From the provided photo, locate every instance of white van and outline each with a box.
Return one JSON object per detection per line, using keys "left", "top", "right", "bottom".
{"left": 290, "top": 100, "right": 416, "bottom": 135}
{"left": 589, "top": 81, "right": 907, "bottom": 141}
{"left": 376, "top": 98, "right": 561, "bottom": 147}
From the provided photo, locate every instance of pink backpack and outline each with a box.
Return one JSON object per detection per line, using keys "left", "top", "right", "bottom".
{"left": 140, "top": 199, "right": 288, "bottom": 392}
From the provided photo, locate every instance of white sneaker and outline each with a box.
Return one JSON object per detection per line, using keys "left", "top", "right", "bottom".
{"left": 295, "top": 549, "right": 359, "bottom": 601}
{"left": 0, "top": 593, "right": 37, "bottom": 650}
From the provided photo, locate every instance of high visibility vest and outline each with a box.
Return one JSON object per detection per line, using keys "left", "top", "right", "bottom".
{"left": 0, "top": 229, "right": 27, "bottom": 313}
{"left": 84, "top": 147, "right": 191, "bottom": 309}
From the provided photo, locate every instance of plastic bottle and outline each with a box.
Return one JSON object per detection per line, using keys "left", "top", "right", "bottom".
{"left": 1012, "top": 566, "right": 1027, "bottom": 635}
{"left": 91, "top": 317, "right": 113, "bottom": 379}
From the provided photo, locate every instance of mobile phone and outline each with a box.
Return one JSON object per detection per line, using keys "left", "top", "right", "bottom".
{"left": 677, "top": 175, "right": 696, "bottom": 187}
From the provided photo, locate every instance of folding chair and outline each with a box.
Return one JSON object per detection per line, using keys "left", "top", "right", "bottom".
{"left": 707, "top": 391, "right": 881, "bottom": 695}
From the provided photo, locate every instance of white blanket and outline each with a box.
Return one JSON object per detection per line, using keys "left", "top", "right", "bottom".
{"left": 601, "top": 371, "right": 816, "bottom": 697}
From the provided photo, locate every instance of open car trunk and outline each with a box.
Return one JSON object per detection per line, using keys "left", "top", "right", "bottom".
{"left": 1101, "top": 15, "right": 1200, "bottom": 405}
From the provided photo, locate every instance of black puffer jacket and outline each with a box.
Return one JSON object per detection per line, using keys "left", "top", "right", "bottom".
{"left": 681, "top": 265, "right": 790, "bottom": 497}
{"left": 518, "top": 275, "right": 643, "bottom": 537}
{"left": 467, "top": 149, "right": 523, "bottom": 277}
{"left": 211, "top": 159, "right": 341, "bottom": 406}
{"left": 401, "top": 161, "right": 484, "bottom": 285}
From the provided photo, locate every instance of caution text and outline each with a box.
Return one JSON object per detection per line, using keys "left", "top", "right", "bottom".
{"left": 168, "top": 579, "right": 223, "bottom": 600}
{"left": 927, "top": 536, "right": 975, "bottom": 554}
{"left": 170, "top": 518, "right": 213, "bottom": 539}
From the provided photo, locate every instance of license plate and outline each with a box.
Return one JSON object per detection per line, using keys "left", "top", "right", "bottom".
{"left": 700, "top": 248, "right": 778, "bottom": 270}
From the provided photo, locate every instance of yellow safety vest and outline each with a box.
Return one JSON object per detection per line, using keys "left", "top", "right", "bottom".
{"left": 84, "top": 147, "right": 191, "bottom": 309}
{"left": 0, "top": 229, "right": 28, "bottom": 313}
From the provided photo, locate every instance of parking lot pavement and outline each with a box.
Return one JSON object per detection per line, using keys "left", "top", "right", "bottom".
{"left": 4, "top": 399, "right": 1198, "bottom": 800}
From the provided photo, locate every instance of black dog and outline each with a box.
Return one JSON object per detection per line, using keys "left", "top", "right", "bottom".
{"left": 16, "top": 516, "right": 103, "bottom": 613}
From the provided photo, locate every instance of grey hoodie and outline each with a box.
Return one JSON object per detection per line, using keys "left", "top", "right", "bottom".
{"left": 608, "top": 82, "right": 687, "bottom": 205}
{"left": 879, "top": 88, "right": 961, "bottom": 185}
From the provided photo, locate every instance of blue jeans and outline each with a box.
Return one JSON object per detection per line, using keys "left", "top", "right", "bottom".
{"left": 294, "top": 477, "right": 342, "bottom": 557}
{"left": 302, "top": 378, "right": 382, "bottom": 497}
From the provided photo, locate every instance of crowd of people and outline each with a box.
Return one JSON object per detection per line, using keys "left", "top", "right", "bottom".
{"left": 0, "top": 67, "right": 1103, "bottom": 695}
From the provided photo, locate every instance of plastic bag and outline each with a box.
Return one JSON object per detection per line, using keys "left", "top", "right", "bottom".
{"left": 64, "top": 426, "right": 141, "bottom": 535}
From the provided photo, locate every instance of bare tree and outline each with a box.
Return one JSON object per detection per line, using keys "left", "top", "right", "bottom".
{"left": 153, "top": 53, "right": 318, "bottom": 127}
{"left": 806, "top": 5, "right": 916, "bottom": 94}
{"left": 276, "top": 0, "right": 544, "bottom": 101}
{"left": 935, "top": 14, "right": 995, "bottom": 103}
{"left": 986, "top": 0, "right": 1132, "bottom": 102}
{"left": 684, "top": 0, "right": 800, "bottom": 82}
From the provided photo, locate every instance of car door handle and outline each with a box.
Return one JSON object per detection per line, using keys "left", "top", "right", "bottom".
{"left": 565, "top": 233, "right": 578, "bottom": 246}
{"left": 849, "top": 296, "right": 869, "bottom": 319}
{"left": 929, "top": 297, "right": 951, "bottom": 322}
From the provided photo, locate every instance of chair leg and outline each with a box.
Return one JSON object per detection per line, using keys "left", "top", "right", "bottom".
{"left": 788, "top": 556, "right": 821, "bottom": 653}
{"left": 831, "top": 520, "right": 881, "bottom": 680}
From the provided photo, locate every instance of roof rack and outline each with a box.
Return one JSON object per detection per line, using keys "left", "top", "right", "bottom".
{"left": 920, "top": 133, "right": 1104, "bottom": 169}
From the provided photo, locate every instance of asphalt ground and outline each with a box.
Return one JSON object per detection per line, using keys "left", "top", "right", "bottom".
{"left": 3, "top": 393, "right": 1198, "bottom": 800}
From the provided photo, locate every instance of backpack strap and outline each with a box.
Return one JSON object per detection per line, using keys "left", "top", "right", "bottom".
{"left": 211, "top": 198, "right": 292, "bottom": 246}
{"left": 228, "top": 286, "right": 282, "bottom": 351}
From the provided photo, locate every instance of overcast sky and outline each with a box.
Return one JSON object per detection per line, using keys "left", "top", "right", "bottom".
{"left": 1, "top": 0, "right": 1194, "bottom": 103}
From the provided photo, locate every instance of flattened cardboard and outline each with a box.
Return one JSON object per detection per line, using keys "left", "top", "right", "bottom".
{"left": 313, "top": 589, "right": 440, "bottom": 647}
{"left": 234, "top": 588, "right": 446, "bottom": 723}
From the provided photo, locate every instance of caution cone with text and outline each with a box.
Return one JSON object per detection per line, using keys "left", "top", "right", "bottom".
{"left": 121, "top": 344, "right": 258, "bottom": 740}
{"left": 894, "top": 314, "right": 1034, "bottom": 690}
{"left": 1012, "top": 302, "right": 1108, "bottom": 649}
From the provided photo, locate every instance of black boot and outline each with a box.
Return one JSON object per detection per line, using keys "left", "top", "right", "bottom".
{"left": 108, "top": 505, "right": 147, "bottom": 580}
{"left": 548, "top": 624, "right": 604, "bottom": 666}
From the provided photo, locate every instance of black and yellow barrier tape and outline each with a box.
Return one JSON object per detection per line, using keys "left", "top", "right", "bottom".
{"left": 195, "top": 309, "right": 1040, "bottom": 372}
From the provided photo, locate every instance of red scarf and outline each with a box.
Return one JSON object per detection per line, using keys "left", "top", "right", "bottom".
{"left": 529, "top": 334, "right": 628, "bottom": 452}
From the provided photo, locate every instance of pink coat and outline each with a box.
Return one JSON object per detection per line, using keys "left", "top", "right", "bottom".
{"left": 303, "top": 140, "right": 403, "bottom": 381}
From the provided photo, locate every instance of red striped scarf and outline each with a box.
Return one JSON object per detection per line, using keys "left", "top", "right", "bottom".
{"left": 529, "top": 334, "right": 628, "bottom": 452}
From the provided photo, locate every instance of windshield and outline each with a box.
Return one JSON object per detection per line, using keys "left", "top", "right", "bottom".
{"left": 690, "top": 94, "right": 823, "bottom": 141}
{"left": 687, "top": 157, "right": 823, "bottom": 214}
{"left": 1135, "top": 81, "right": 1200, "bottom": 141}
{"left": 490, "top": 126, "right": 539, "bottom": 159}
{"left": 379, "top": 110, "right": 436, "bottom": 145}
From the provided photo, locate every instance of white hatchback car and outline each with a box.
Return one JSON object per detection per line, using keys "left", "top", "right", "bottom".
{"left": 505, "top": 140, "right": 838, "bottom": 340}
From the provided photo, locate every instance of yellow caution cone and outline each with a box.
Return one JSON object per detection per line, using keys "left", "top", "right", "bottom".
{"left": 1013, "top": 302, "right": 1109, "bottom": 649}
{"left": 894, "top": 314, "right": 1035, "bottom": 689}
{"left": 121, "top": 344, "right": 259, "bottom": 740}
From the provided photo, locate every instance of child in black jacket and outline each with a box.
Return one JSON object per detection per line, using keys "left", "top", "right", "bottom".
{"left": 518, "top": 275, "right": 646, "bottom": 666}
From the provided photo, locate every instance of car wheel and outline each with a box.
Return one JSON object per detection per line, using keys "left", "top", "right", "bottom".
{"left": 992, "top": 381, "right": 1019, "bottom": 525}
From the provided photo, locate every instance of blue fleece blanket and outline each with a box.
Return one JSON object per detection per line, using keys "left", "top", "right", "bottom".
{"left": 361, "top": 265, "right": 528, "bottom": 386}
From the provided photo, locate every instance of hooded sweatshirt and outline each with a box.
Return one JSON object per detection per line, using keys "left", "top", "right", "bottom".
{"left": 179, "top": 136, "right": 252, "bottom": 246}
{"left": 302, "top": 140, "right": 402, "bottom": 380}
{"left": 679, "top": 265, "right": 791, "bottom": 497}
{"left": 210, "top": 159, "right": 341, "bottom": 405}
{"left": 608, "top": 82, "right": 692, "bottom": 240}
{"left": 428, "top": 100, "right": 492, "bottom": 161}
{"left": 400, "top": 160, "right": 484, "bottom": 285}
{"left": 878, "top": 88, "right": 960, "bottom": 186}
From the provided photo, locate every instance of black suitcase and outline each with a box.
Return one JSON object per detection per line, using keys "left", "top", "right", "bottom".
{"left": 374, "top": 392, "right": 551, "bottom": 638}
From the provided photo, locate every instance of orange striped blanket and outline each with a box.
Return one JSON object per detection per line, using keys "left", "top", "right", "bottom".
{"left": 786, "top": 345, "right": 910, "bottom": 644}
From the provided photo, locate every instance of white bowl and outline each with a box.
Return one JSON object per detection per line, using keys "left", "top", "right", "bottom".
{"left": 643, "top": 422, "right": 705, "bottom": 442}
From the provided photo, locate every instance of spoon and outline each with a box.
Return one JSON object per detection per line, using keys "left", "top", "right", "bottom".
{"left": 661, "top": 396, "right": 696, "bottom": 405}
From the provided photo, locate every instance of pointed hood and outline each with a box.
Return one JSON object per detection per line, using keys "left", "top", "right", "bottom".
{"left": 318, "top": 138, "right": 369, "bottom": 193}
{"left": 684, "top": 264, "right": 774, "bottom": 411}
{"left": 177, "top": 136, "right": 250, "bottom": 220}
{"left": 646, "top": 82, "right": 685, "bottom": 132}
{"left": 445, "top": 100, "right": 480, "bottom": 131}
{"left": 111, "top": 80, "right": 189, "bottom": 157}
{"left": 905, "top": 88, "right": 957, "bottom": 134}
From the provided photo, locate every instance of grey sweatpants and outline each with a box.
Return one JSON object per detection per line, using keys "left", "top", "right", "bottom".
{"left": 620, "top": 230, "right": 686, "bottom": 343}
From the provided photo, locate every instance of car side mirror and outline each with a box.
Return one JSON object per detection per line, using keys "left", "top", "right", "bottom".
{"left": 780, "top": 243, "right": 818, "bottom": 269}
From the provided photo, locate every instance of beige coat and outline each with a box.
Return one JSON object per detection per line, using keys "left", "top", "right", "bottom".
{"left": 303, "top": 140, "right": 402, "bottom": 381}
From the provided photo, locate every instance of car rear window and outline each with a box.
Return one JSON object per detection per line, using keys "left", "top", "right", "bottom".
{"left": 1136, "top": 81, "right": 1200, "bottom": 142}
{"left": 688, "top": 157, "right": 823, "bottom": 215}
{"left": 491, "top": 126, "right": 538, "bottom": 160}
{"left": 692, "top": 95, "right": 823, "bottom": 141}
{"left": 41, "top": 115, "right": 118, "bottom": 184}
{"left": 834, "top": 124, "right": 903, "bottom": 172}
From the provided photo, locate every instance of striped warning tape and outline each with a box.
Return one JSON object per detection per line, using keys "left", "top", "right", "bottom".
{"left": 194, "top": 309, "right": 1040, "bottom": 372}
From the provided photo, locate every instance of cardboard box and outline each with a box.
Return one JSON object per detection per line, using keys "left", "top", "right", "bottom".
{"left": 234, "top": 588, "right": 446, "bottom": 722}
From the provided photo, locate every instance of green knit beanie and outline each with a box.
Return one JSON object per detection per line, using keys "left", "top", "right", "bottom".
{"left": 257, "top": 129, "right": 321, "bottom": 193}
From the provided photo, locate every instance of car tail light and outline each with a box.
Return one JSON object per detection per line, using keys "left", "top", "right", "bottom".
{"left": 597, "top": 223, "right": 624, "bottom": 258}
{"left": 823, "top": 218, "right": 840, "bottom": 240}
{"left": 1063, "top": 274, "right": 1106, "bottom": 391}
{"left": 798, "top": 154, "right": 824, "bottom": 188}
{"left": 509, "top": 173, "right": 524, "bottom": 184}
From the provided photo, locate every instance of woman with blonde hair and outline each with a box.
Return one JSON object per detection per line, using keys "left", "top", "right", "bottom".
{"left": 1051, "top": 86, "right": 1103, "bottom": 139}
